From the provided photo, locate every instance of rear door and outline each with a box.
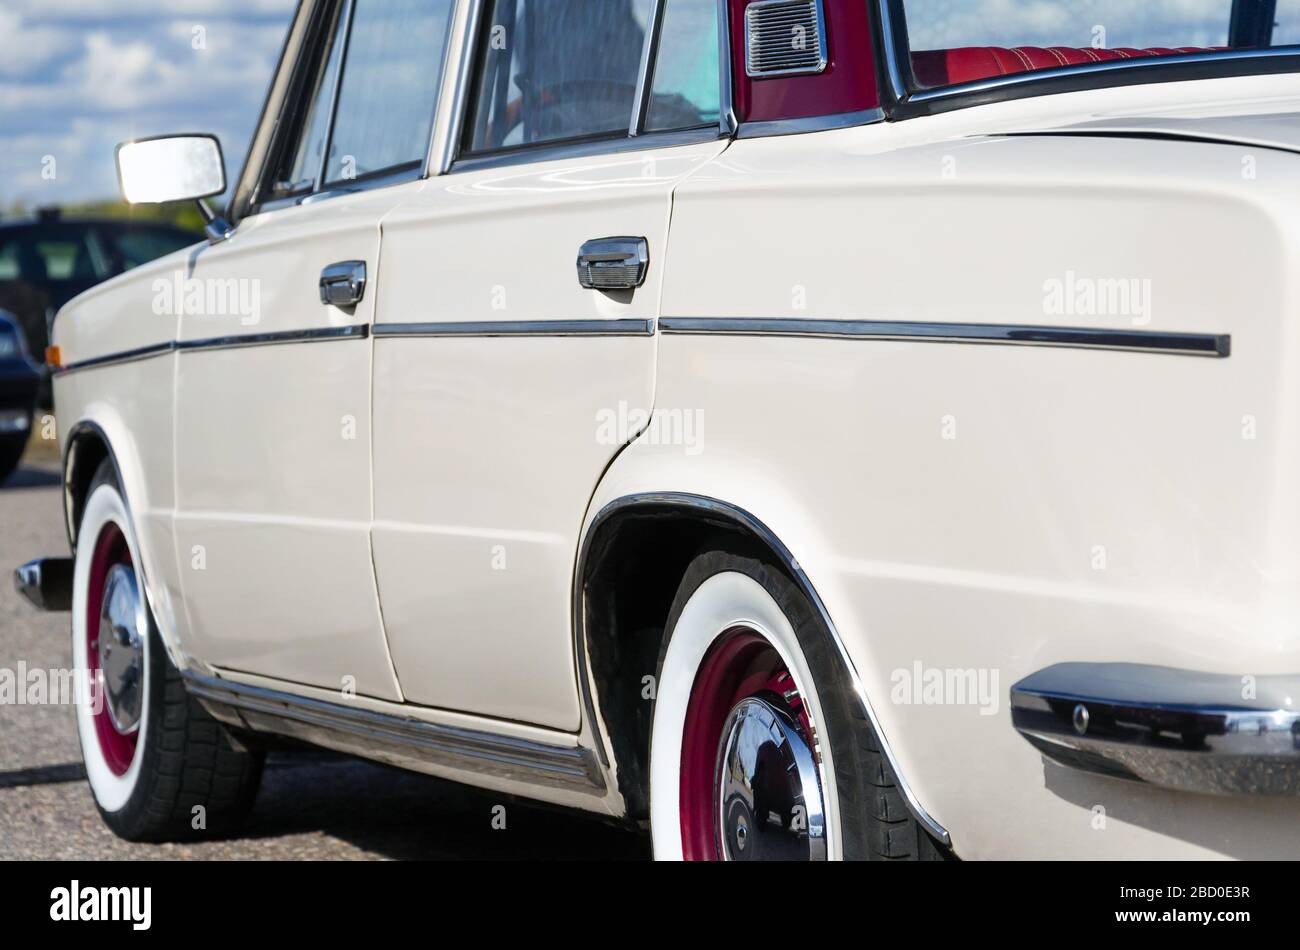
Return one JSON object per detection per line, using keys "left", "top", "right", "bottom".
{"left": 370, "top": 0, "right": 729, "bottom": 728}
{"left": 172, "top": 0, "right": 455, "bottom": 699}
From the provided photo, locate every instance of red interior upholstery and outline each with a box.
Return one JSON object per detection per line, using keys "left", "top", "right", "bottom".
{"left": 911, "top": 46, "right": 1225, "bottom": 89}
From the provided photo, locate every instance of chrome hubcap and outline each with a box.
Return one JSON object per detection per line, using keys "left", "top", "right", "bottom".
{"left": 98, "top": 564, "right": 144, "bottom": 734}
{"left": 716, "top": 697, "right": 827, "bottom": 861}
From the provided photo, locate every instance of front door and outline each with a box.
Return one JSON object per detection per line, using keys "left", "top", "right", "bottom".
{"left": 173, "top": 0, "right": 455, "bottom": 699}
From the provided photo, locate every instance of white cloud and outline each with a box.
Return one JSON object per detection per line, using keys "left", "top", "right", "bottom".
{"left": 0, "top": 4, "right": 294, "bottom": 205}
{"left": 0, "top": 11, "right": 76, "bottom": 77}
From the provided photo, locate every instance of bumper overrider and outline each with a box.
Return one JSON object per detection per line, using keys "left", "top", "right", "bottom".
{"left": 14, "top": 557, "right": 73, "bottom": 612}
{"left": 1011, "top": 662, "right": 1300, "bottom": 796}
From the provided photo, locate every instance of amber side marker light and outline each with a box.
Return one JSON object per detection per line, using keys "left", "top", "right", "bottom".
{"left": 45, "top": 346, "right": 62, "bottom": 369}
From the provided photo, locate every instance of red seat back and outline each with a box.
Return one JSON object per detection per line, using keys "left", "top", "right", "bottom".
{"left": 911, "top": 46, "right": 1225, "bottom": 89}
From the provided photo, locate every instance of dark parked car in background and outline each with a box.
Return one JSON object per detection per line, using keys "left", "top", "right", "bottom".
{"left": 0, "top": 310, "right": 39, "bottom": 483}
{"left": 0, "top": 210, "right": 201, "bottom": 404}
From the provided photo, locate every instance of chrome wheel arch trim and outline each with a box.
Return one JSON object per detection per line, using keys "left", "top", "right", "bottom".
{"left": 572, "top": 491, "right": 952, "bottom": 848}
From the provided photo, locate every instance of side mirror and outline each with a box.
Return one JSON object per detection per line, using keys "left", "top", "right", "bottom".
{"left": 115, "top": 135, "right": 234, "bottom": 244}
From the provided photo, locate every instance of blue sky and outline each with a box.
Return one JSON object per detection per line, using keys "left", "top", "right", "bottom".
{"left": 0, "top": 1, "right": 296, "bottom": 209}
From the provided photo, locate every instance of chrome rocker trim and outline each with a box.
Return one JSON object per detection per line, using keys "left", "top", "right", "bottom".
{"left": 659, "top": 318, "right": 1230, "bottom": 357}
{"left": 182, "top": 672, "right": 607, "bottom": 794}
{"left": 13, "top": 557, "right": 74, "bottom": 612}
{"left": 1011, "top": 662, "right": 1300, "bottom": 796}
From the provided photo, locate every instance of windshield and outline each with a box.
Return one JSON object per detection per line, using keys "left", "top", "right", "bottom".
{"left": 897, "top": 0, "right": 1300, "bottom": 90}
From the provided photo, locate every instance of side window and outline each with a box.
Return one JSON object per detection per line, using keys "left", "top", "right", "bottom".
{"left": 465, "top": 0, "right": 655, "bottom": 154}
{"left": 271, "top": 2, "right": 349, "bottom": 198}
{"left": 645, "top": 0, "right": 722, "bottom": 133}
{"left": 265, "top": 0, "right": 453, "bottom": 202}
{"left": 900, "top": 0, "right": 1300, "bottom": 91}
{"left": 324, "top": 0, "right": 455, "bottom": 185}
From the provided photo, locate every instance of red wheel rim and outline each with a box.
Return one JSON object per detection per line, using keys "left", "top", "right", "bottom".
{"left": 86, "top": 522, "right": 139, "bottom": 776}
{"left": 678, "top": 628, "right": 813, "bottom": 860}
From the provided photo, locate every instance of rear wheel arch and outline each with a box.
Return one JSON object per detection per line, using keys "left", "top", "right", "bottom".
{"left": 575, "top": 493, "right": 950, "bottom": 854}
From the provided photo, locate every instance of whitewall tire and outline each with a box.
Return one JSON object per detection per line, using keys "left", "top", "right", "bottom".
{"left": 649, "top": 549, "right": 947, "bottom": 861}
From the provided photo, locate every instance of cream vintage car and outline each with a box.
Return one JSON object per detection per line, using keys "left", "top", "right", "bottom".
{"left": 14, "top": 0, "right": 1300, "bottom": 860}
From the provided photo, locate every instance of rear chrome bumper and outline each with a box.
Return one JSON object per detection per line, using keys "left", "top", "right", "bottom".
{"left": 1011, "top": 662, "right": 1300, "bottom": 796}
{"left": 13, "top": 557, "right": 73, "bottom": 612}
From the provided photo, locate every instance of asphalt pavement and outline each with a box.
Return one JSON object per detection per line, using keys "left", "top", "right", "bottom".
{"left": 0, "top": 441, "right": 648, "bottom": 860}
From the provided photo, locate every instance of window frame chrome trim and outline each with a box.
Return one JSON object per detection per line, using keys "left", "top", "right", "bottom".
{"left": 718, "top": 0, "right": 738, "bottom": 134}
{"left": 313, "top": 0, "right": 355, "bottom": 192}
{"left": 575, "top": 492, "right": 952, "bottom": 848}
{"left": 630, "top": 0, "right": 669, "bottom": 136}
{"left": 737, "top": 107, "right": 885, "bottom": 138}
{"left": 448, "top": 126, "right": 726, "bottom": 173}
{"left": 659, "top": 317, "right": 1231, "bottom": 357}
{"left": 374, "top": 318, "right": 654, "bottom": 338}
{"left": 434, "top": 0, "right": 487, "bottom": 176}
{"left": 875, "top": 0, "right": 1300, "bottom": 120}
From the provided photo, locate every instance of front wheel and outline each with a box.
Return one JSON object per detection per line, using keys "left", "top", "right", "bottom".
{"left": 649, "top": 549, "right": 946, "bottom": 861}
{"left": 72, "top": 461, "right": 263, "bottom": 841}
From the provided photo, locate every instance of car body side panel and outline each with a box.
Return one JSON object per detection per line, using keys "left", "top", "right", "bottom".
{"left": 51, "top": 255, "right": 188, "bottom": 663}
{"left": 602, "top": 100, "right": 1300, "bottom": 857}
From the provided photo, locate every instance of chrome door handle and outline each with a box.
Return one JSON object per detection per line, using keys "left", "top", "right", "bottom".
{"left": 320, "top": 261, "right": 367, "bottom": 307}
{"left": 577, "top": 237, "right": 648, "bottom": 291}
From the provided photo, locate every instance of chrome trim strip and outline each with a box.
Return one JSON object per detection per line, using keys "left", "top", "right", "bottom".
{"left": 659, "top": 317, "right": 1230, "bottom": 357}
{"left": 374, "top": 319, "right": 655, "bottom": 338}
{"left": 737, "top": 107, "right": 885, "bottom": 139}
{"left": 57, "top": 324, "right": 369, "bottom": 374}
{"left": 631, "top": 0, "right": 668, "bottom": 136}
{"left": 183, "top": 672, "right": 606, "bottom": 793}
{"left": 57, "top": 324, "right": 370, "bottom": 375}
{"left": 575, "top": 492, "right": 952, "bottom": 848}
{"left": 1012, "top": 662, "right": 1300, "bottom": 796}
{"left": 450, "top": 126, "right": 725, "bottom": 174}
{"left": 178, "top": 323, "right": 369, "bottom": 354}
{"left": 57, "top": 341, "right": 176, "bottom": 374}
